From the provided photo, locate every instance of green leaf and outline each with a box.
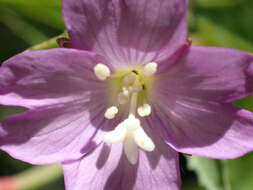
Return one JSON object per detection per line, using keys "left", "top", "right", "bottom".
{"left": 193, "top": 0, "right": 244, "bottom": 8}
{"left": 187, "top": 156, "right": 223, "bottom": 190}
{"left": 0, "top": 106, "right": 26, "bottom": 122}
{"left": 15, "top": 164, "right": 63, "bottom": 190}
{"left": 0, "top": 7, "right": 48, "bottom": 45}
{"left": 182, "top": 181, "right": 205, "bottom": 190}
{"left": 25, "top": 32, "right": 67, "bottom": 52}
{"left": 0, "top": 0, "right": 63, "bottom": 29}
{"left": 192, "top": 16, "right": 253, "bottom": 53}
{"left": 221, "top": 153, "right": 253, "bottom": 190}
{"left": 187, "top": 153, "right": 253, "bottom": 190}
{"left": 235, "top": 96, "right": 253, "bottom": 112}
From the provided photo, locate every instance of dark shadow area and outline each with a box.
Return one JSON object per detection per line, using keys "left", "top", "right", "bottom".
{"left": 104, "top": 150, "right": 138, "bottom": 190}
{"left": 96, "top": 144, "right": 110, "bottom": 169}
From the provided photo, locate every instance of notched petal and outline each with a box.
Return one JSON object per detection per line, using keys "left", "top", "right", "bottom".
{"left": 62, "top": 0, "right": 188, "bottom": 65}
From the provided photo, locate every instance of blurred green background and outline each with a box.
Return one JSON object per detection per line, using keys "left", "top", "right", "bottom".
{"left": 0, "top": 0, "right": 253, "bottom": 190}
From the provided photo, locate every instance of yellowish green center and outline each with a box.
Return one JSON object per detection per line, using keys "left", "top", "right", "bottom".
{"left": 109, "top": 66, "right": 155, "bottom": 107}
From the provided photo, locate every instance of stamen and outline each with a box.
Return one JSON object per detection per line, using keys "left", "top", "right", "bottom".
{"left": 104, "top": 106, "right": 118, "bottom": 119}
{"left": 129, "top": 92, "right": 138, "bottom": 115}
{"left": 143, "top": 62, "right": 158, "bottom": 76}
{"left": 137, "top": 104, "right": 151, "bottom": 117}
{"left": 94, "top": 63, "right": 111, "bottom": 80}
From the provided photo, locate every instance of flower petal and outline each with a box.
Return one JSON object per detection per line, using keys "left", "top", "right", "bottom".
{"left": 151, "top": 46, "right": 253, "bottom": 159}
{"left": 0, "top": 99, "right": 122, "bottom": 164}
{"left": 150, "top": 101, "right": 253, "bottom": 159}
{"left": 63, "top": 138, "right": 180, "bottom": 190}
{"left": 62, "top": 0, "right": 187, "bottom": 66}
{"left": 156, "top": 46, "right": 253, "bottom": 103}
{"left": 0, "top": 49, "right": 109, "bottom": 109}
{"left": 0, "top": 49, "right": 118, "bottom": 164}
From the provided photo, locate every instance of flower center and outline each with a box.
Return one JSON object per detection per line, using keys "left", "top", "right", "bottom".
{"left": 93, "top": 62, "right": 157, "bottom": 164}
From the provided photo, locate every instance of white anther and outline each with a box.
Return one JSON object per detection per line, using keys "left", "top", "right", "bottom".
{"left": 104, "top": 106, "right": 118, "bottom": 119}
{"left": 134, "top": 127, "right": 155, "bottom": 152}
{"left": 129, "top": 85, "right": 143, "bottom": 93}
{"left": 103, "top": 122, "right": 127, "bottom": 144}
{"left": 143, "top": 62, "right": 158, "bottom": 76}
{"left": 123, "top": 74, "right": 136, "bottom": 84}
{"left": 94, "top": 63, "right": 111, "bottom": 80}
{"left": 137, "top": 104, "right": 151, "bottom": 117}
{"left": 118, "top": 92, "right": 129, "bottom": 104}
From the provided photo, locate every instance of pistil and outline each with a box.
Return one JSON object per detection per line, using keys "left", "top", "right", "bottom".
{"left": 93, "top": 62, "right": 157, "bottom": 164}
{"left": 129, "top": 92, "right": 138, "bottom": 115}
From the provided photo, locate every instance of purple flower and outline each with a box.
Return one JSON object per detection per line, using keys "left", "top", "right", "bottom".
{"left": 1, "top": 0, "right": 253, "bottom": 189}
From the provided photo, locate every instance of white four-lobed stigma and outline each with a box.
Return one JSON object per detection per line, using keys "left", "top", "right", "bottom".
{"left": 124, "top": 135, "right": 139, "bottom": 165}
{"left": 133, "top": 127, "right": 155, "bottom": 152}
{"left": 143, "top": 62, "right": 158, "bottom": 76}
{"left": 103, "top": 114, "right": 155, "bottom": 164}
{"left": 94, "top": 63, "right": 111, "bottom": 80}
{"left": 103, "top": 122, "right": 127, "bottom": 143}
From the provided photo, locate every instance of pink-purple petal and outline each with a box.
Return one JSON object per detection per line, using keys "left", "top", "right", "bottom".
{"left": 151, "top": 103, "right": 253, "bottom": 159}
{"left": 62, "top": 0, "right": 187, "bottom": 66}
{"left": 0, "top": 99, "right": 113, "bottom": 164}
{"left": 63, "top": 139, "right": 180, "bottom": 190}
{"left": 155, "top": 46, "right": 253, "bottom": 103}
{"left": 0, "top": 48, "right": 118, "bottom": 164}
{"left": 151, "top": 89, "right": 253, "bottom": 159}
{"left": 0, "top": 49, "right": 109, "bottom": 109}
{"left": 150, "top": 45, "right": 253, "bottom": 159}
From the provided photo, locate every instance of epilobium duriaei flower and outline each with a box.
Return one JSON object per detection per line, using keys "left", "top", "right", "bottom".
{"left": 1, "top": 0, "right": 253, "bottom": 190}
